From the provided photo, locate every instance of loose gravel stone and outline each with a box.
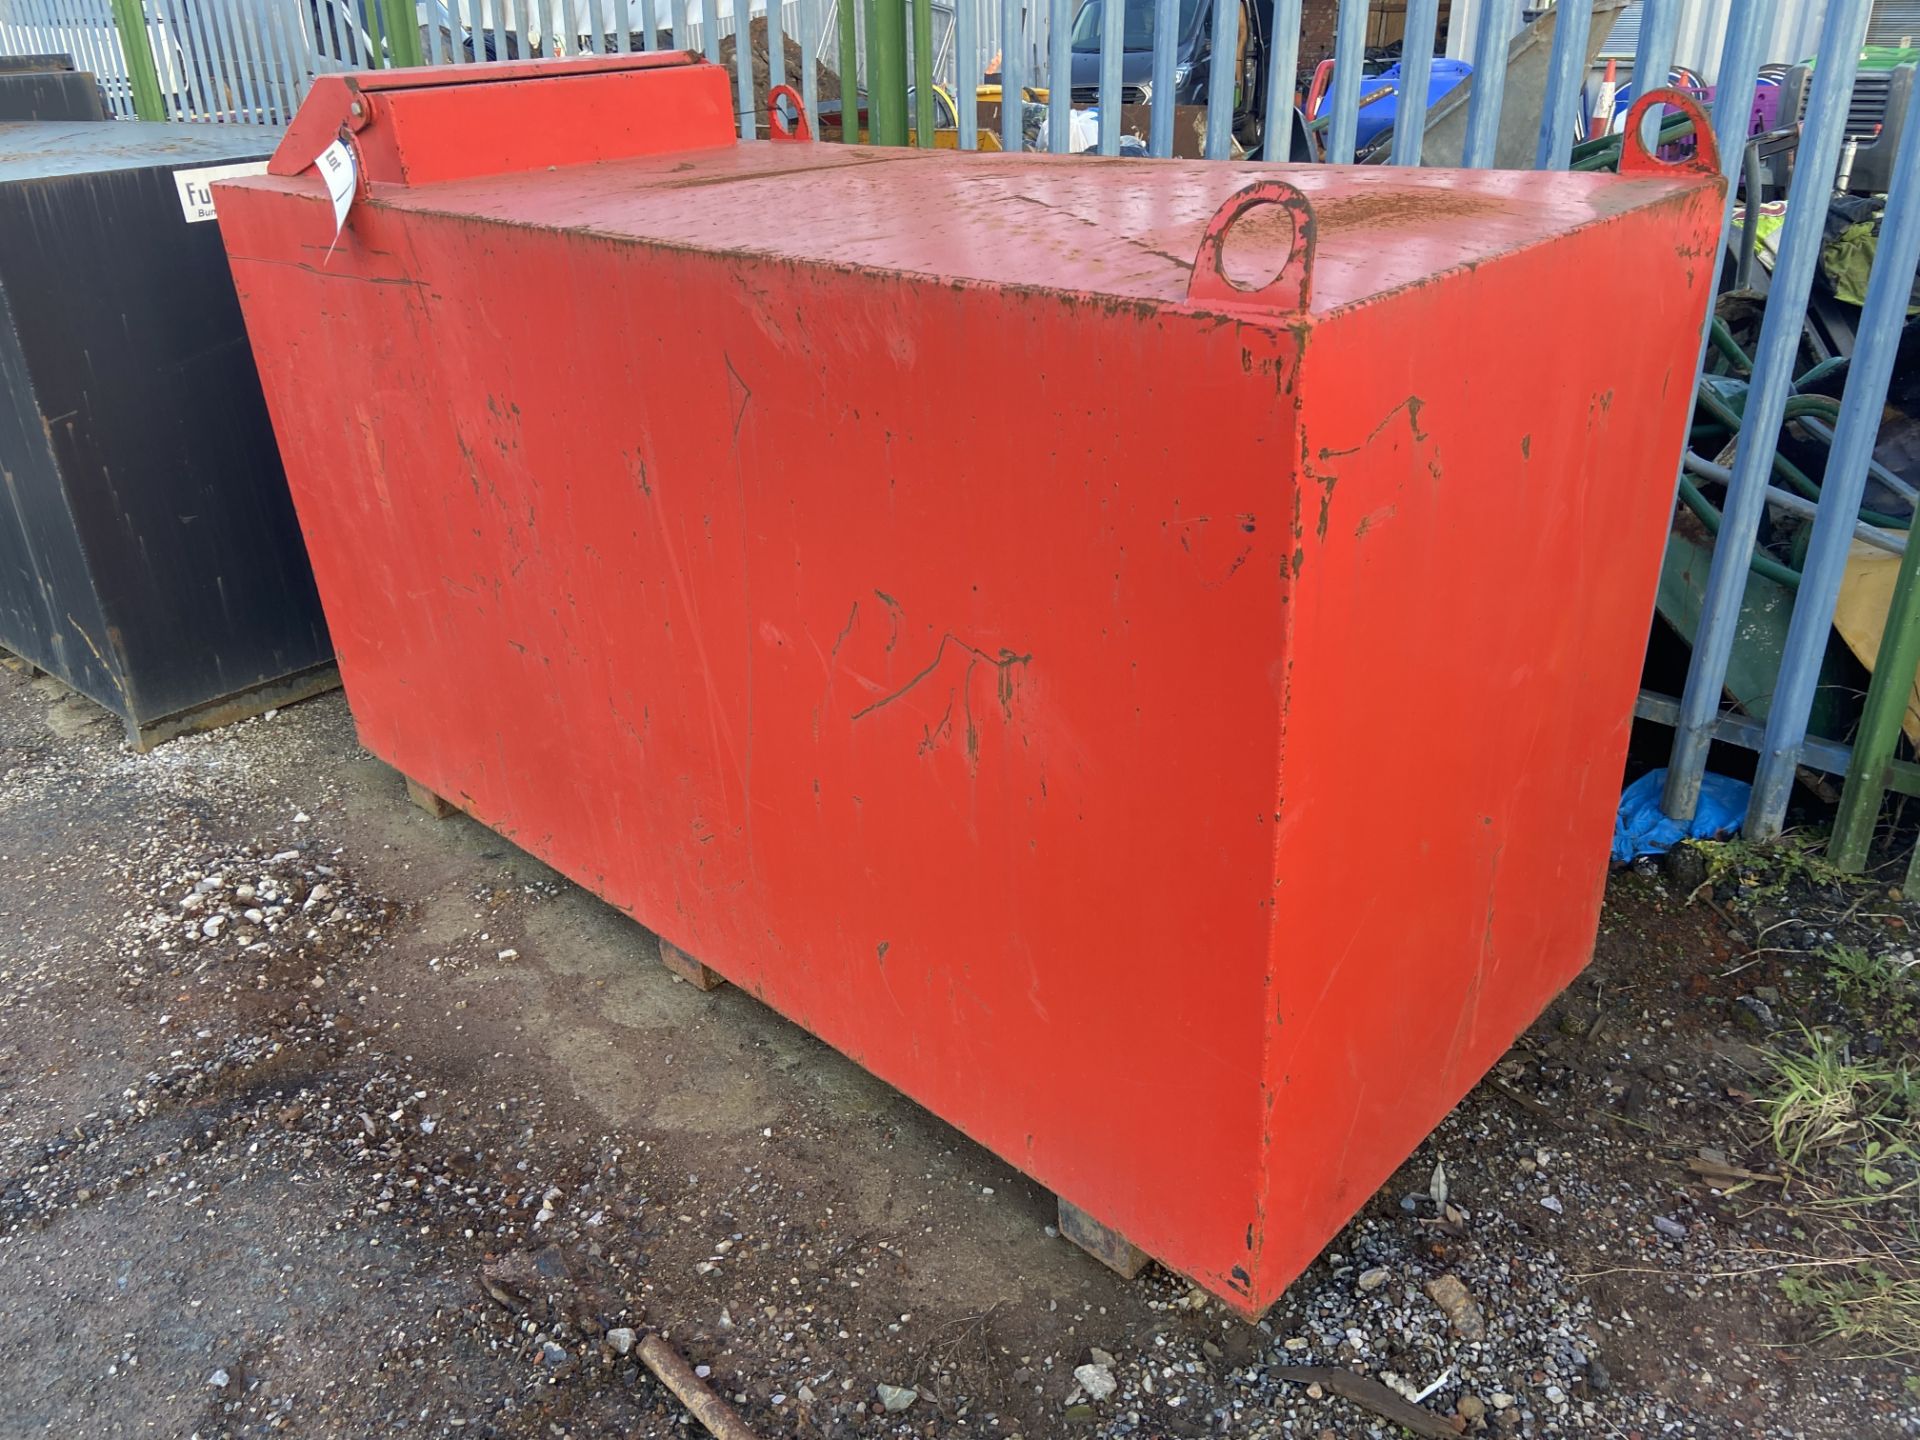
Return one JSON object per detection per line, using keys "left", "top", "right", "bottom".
{"left": 0, "top": 650, "right": 1914, "bottom": 1440}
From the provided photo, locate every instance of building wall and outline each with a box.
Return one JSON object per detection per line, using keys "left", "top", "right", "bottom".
{"left": 1595, "top": 1, "right": 1828, "bottom": 80}
{"left": 1442, "top": 0, "right": 1830, "bottom": 79}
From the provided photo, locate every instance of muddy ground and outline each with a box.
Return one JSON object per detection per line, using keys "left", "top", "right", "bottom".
{"left": 0, "top": 663, "right": 1915, "bottom": 1439}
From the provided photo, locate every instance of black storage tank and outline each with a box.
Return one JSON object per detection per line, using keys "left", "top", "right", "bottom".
{"left": 0, "top": 55, "right": 106, "bottom": 122}
{"left": 0, "top": 120, "right": 333, "bottom": 746}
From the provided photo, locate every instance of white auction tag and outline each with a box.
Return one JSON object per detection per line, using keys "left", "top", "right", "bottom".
{"left": 316, "top": 138, "right": 357, "bottom": 258}
{"left": 172, "top": 161, "right": 268, "bottom": 224}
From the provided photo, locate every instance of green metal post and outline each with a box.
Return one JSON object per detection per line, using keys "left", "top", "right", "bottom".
{"left": 870, "top": 0, "right": 907, "bottom": 144}
{"left": 382, "top": 0, "right": 425, "bottom": 67}
{"left": 107, "top": 0, "right": 167, "bottom": 120}
{"left": 1830, "top": 533, "right": 1920, "bottom": 872}
{"left": 862, "top": 0, "right": 880, "bottom": 141}
{"left": 837, "top": 0, "right": 859, "bottom": 141}
{"left": 911, "top": 0, "right": 933, "bottom": 145}
{"left": 365, "top": 0, "right": 390, "bottom": 66}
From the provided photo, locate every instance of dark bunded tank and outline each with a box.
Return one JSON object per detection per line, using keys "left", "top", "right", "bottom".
{"left": 0, "top": 54, "right": 106, "bottom": 122}
{"left": 0, "top": 119, "right": 333, "bottom": 747}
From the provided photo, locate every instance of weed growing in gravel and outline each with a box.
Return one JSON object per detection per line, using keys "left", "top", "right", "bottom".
{"left": 1681, "top": 833, "right": 1920, "bottom": 1368}
{"left": 1823, "top": 943, "right": 1919, "bottom": 1033}
{"left": 1779, "top": 1263, "right": 1920, "bottom": 1358}
{"left": 1764, "top": 1027, "right": 1920, "bottom": 1355}
{"left": 1761, "top": 1027, "right": 1914, "bottom": 1180}
{"left": 1699, "top": 835, "right": 1851, "bottom": 900}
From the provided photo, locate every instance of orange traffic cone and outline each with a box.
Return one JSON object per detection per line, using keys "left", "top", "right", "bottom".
{"left": 1591, "top": 58, "right": 1618, "bottom": 140}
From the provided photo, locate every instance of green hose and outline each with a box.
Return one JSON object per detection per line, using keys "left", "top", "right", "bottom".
{"left": 1779, "top": 394, "right": 1910, "bottom": 530}
{"left": 1569, "top": 114, "right": 1698, "bottom": 172}
{"left": 1689, "top": 385, "right": 1911, "bottom": 530}
{"left": 1707, "top": 316, "right": 1754, "bottom": 376}
{"left": 1678, "top": 367, "right": 1917, "bottom": 594}
{"left": 1796, "top": 355, "right": 1850, "bottom": 389}
{"left": 1703, "top": 325, "right": 1849, "bottom": 389}
{"left": 1676, "top": 473, "right": 1804, "bottom": 590}
{"left": 1790, "top": 513, "right": 1815, "bottom": 572}
{"left": 1678, "top": 279, "right": 1915, "bottom": 604}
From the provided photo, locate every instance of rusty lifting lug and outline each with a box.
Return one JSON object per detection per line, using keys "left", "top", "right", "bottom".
{"left": 1619, "top": 86, "right": 1722, "bottom": 178}
{"left": 768, "top": 84, "right": 812, "bottom": 143}
{"left": 1185, "top": 178, "right": 1317, "bottom": 316}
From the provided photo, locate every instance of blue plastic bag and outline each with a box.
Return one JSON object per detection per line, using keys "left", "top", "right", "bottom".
{"left": 1612, "top": 768, "right": 1750, "bottom": 864}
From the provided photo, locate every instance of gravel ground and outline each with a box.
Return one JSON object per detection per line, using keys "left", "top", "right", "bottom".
{"left": 0, "top": 659, "right": 1915, "bottom": 1438}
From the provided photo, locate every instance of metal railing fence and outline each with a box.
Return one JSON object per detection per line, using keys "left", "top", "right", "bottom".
{"left": 6, "top": 0, "right": 1920, "bottom": 872}
{"left": 0, "top": 0, "right": 1018, "bottom": 123}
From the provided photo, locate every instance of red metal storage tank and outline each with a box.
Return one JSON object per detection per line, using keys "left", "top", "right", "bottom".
{"left": 213, "top": 56, "right": 1722, "bottom": 1316}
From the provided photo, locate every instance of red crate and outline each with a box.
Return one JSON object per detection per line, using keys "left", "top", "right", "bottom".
{"left": 215, "top": 61, "right": 1722, "bottom": 1315}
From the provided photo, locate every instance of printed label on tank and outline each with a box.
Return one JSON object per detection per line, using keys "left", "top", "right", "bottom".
{"left": 172, "top": 162, "right": 269, "bottom": 223}
{"left": 317, "top": 139, "right": 357, "bottom": 258}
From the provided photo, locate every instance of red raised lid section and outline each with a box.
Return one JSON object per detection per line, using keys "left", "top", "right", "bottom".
{"left": 268, "top": 52, "right": 736, "bottom": 185}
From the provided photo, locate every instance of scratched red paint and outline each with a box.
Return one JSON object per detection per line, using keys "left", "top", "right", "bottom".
{"left": 215, "top": 56, "right": 1723, "bottom": 1315}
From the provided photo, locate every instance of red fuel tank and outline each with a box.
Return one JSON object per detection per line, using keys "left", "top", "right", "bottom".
{"left": 214, "top": 56, "right": 1722, "bottom": 1315}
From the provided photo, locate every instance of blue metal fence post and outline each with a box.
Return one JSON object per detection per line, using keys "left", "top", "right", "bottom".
{"left": 1533, "top": 0, "right": 1593, "bottom": 169}
{"left": 1262, "top": 0, "right": 1301, "bottom": 163}
{"left": 958, "top": 0, "right": 979, "bottom": 148}
{"left": 769, "top": 0, "right": 787, "bottom": 95}
{"left": 1147, "top": 0, "right": 1176, "bottom": 155}
{"left": 1746, "top": 115, "right": 1920, "bottom": 836}
{"left": 733, "top": 0, "right": 754, "bottom": 135}
{"left": 1387, "top": 0, "right": 1441, "bottom": 165}
{"left": 1666, "top": 1, "right": 1768, "bottom": 399}
{"left": 999, "top": 0, "right": 1023, "bottom": 151}
{"left": 1705, "top": 0, "right": 1767, "bottom": 194}
{"left": 278, "top": 0, "right": 315, "bottom": 107}
{"left": 1047, "top": 0, "right": 1070, "bottom": 151}
{"left": 1669, "top": 0, "right": 1769, "bottom": 325}
{"left": 1629, "top": 0, "right": 1678, "bottom": 149}
{"left": 1460, "top": 0, "right": 1514, "bottom": 168}
{"left": 202, "top": 0, "right": 258, "bottom": 112}
{"left": 1324, "top": 0, "right": 1365, "bottom": 163}
{"left": 1661, "top": 0, "right": 1876, "bottom": 821}
{"left": 1202, "top": 0, "right": 1236, "bottom": 159}
{"left": 801, "top": 0, "right": 819, "bottom": 123}
{"left": 1100, "top": 0, "right": 1125, "bottom": 153}
{"left": 160, "top": 0, "right": 213, "bottom": 111}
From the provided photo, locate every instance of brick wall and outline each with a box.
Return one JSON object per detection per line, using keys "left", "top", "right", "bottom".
{"left": 1300, "top": 0, "right": 1341, "bottom": 64}
{"left": 1296, "top": 0, "right": 1456, "bottom": 67}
